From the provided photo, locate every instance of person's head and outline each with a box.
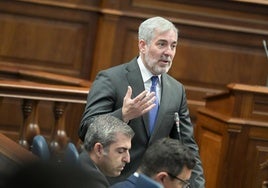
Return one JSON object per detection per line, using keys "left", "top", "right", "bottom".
{"left": 138, "top": 16, "right": 178, "bottom": 76}
{"left": 83, "top": 114, "right": 134, "bottom": 177}
{"left": 138, "top": 138, "right": 196, "bottom": 188}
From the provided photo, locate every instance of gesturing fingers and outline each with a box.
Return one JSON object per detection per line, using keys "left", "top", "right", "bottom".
{"left": 125, "top": 86, "right": 132, "bottom": 100}
{"left": 133, "top": 90, "right": 148, "bottom": 104}
{"left": 141, "top": 95, "right": 157, "bottom": 113}
{"left": 122, "top": 88, "right": 157, "bottom": 122}
{"left": 134, "top": 91, "right": 156, "bottom": 112}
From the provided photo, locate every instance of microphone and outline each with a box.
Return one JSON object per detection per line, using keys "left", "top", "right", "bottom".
{"left": 263, "top": 40, "right": 268, "bottom": 87}
{"left": 174, "top": 112, "right": 182, "bottom": 143}
{"left": 263, "top": 40, "right": 268, "bottom": 60}
{"left": 174, "top": 112, "right": 180, "bottom": 133}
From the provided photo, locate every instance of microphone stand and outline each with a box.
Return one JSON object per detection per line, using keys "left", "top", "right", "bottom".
{"left": 263, "top": 40, "right": 268, "bottom": 86}
{"left": 174, "top": 112, "right": 183, "bottom": 144}
{"left": 263, "top": 40, "right": 268, "bottom": 60}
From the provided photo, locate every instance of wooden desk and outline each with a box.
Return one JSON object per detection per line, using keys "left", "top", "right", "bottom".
{"left": 196, "top": 83, "right": 268, "bottom": 188}
{"left": 0, "top": 133, "right": 37, "bottom": 179}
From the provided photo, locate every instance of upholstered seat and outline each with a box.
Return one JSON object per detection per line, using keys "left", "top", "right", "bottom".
{"left": 31, "top": 135, "right": 50, "bottom": 161}
{"left": 64, "top": 142, "right": 79, "bottom": 165}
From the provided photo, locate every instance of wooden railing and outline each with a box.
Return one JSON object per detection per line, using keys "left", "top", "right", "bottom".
{"left": 0, "top": 66, "right": 91, "bottom": 159}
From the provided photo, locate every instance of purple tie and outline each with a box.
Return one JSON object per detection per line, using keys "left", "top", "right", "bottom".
{"left": 148, "top": 76, "right": 159, "bottom": 134}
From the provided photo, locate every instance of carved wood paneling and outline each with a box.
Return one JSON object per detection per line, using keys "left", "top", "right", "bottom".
{"left": 199, "top": 125, "right": 223, "bottom": 188}
{"left": 245, "top": 127, "right": 268, "bottom": 187}
{"left": 252, "top": 95, "right": 268, "bottom": 121}
{"left": 0, "top": 1, "right": 268, "bottom": 185}
{"left": 0, "top": 0, "right": 268, "bottom": 127}
{"left": 196, "top": 84, "right": 268, "bottom": 187}
{"left": 0, "top": 79, "right": 89, "bottom": 147}
{"left": 0, "top": 0, "right": 99, "bottom": 78}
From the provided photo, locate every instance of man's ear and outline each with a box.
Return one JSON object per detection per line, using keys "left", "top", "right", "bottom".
{"left": 139, "top": 39, "right": 147, "bottom": 54}
{"left": 154, "top": 171, "right": 169, "bottom": 184}
{"left": 93, "top": 143, "right": 104, "bottom": 158}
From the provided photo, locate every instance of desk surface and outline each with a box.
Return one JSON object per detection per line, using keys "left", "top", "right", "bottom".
{"left": 0, "top": 133, "right": 38, "bottom": 178}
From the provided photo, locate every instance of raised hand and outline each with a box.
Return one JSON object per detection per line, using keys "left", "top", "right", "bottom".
{"left": 122, "top": 86, "right": 156, "bottom": 123}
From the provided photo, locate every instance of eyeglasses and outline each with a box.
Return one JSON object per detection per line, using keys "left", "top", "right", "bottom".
{"left": 167, "top": 172, "right": 191, "bottom": 188}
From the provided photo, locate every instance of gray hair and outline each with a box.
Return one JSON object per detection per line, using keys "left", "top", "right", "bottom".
{"left": 83, "top": 114, "right": 134, "bottom": 151}
{"left": 138, "top": 16, "right": 179, "bottom": 44}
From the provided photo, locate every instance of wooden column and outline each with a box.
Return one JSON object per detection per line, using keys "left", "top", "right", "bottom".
{"left": 50, "top": 102, "right": 69, "bottom": 160}
{"left": 19, "top": 99, "right": 40, "bottom": 149}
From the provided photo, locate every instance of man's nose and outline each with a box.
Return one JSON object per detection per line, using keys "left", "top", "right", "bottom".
{"left": 123, "top": 150, "right": 130, "bottom": 163}
{"left": 164, "top": 46, "right": 175, "bottom": 56}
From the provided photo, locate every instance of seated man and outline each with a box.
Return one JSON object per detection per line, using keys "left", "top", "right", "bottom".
{"left": 110, "top": 137, "right": 196, "bottom": 188}
{"left": 78, "top": 114, "right": 135, "bottom": 188}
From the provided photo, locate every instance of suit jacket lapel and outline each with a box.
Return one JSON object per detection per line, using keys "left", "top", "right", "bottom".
{"left": 126, "top": 58, "right": 144, "bottom": 97}
{"left": 126, "top": 58, "right": 151, "bottom": 136}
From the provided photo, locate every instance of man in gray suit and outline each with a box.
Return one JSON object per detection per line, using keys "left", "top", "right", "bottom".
{"left": 79, "top": 16, "right": 205, "bottom": 188}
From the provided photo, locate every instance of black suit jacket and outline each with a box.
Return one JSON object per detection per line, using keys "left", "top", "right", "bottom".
{"left": 78, "top": 150, "right": 110, "bottom": 188}
{"left": 79, "top": 57, "right": 205, "bottom": 188}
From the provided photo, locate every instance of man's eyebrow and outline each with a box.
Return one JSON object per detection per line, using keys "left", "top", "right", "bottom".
{"left": 157, "top": 39, "right": 167, "bottom": 42}
{"left": 157, "top": 39, "right": 177, "bottom": 44}
{"left": 117, "top": 147, "right": 130, "bottom": 151}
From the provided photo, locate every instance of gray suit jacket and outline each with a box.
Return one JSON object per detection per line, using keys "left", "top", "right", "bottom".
{"left": 79, "top": 57, "right": 205, "bottom": 188}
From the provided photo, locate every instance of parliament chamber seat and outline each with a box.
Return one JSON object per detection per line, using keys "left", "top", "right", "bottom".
{"left": 31, "top": 135, "right": 50, "bottom": 161}
{"left": 64, "top": 142, "right": 79, "bottom": 165}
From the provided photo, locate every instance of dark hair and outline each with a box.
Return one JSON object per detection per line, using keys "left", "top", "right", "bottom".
{"left": 139, "top": 137, "right": 196, "bottom": 177}
{"left": 83, "top": 114, "right": 134, "bottom": 151}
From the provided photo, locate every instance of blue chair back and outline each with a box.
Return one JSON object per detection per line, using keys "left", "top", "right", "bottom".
{"left": 64, "top": 142, "right": 79, "bottom": 165}
{"left": 32, "top": 135, "right": 50, "bottom": 161}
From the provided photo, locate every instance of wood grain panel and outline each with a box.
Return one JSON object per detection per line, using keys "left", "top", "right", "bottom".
{"left": 0, "top": 14, "right": 84, "bottom": 66}
{"left": 90, "top": 14, "right": 120, "bottom": 80}
{"left": 252, "top": 95, "right": 268, "bottom": 121}
{"left": 170, "top": 37, "right": 268, "bottom": 86}
{"left": 0, "top": 0, "right": 267, "bottom": 121}
{"left": 245, "top": 134, "right": 268, "bottom": 187}
{"left": 92, "top": 0, "right": 268, "bottom": 127}
{"left": 0, "top": 0, "right": 98, "bottom": 79}
{"left": 199, "top": 128, "right": 223, "bottom": 188}
{"left": 196, "top": 84, "right": 268, "bottom": 187}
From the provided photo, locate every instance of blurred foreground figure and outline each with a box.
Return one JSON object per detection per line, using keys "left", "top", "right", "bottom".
{"left": 4, "top": 161, "right": 106, "bottom": 188}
